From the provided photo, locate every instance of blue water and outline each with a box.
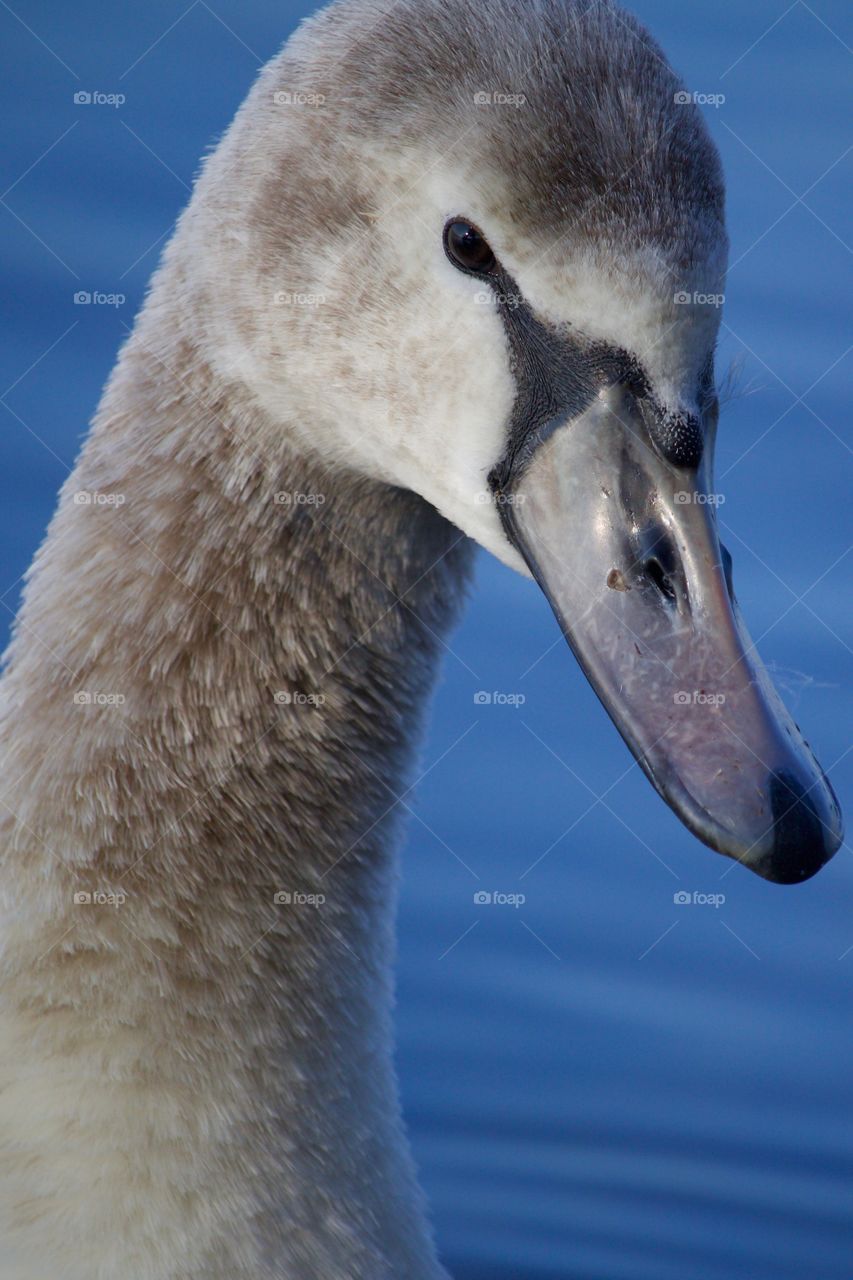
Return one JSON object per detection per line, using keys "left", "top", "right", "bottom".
{"left": 1, "top": 3, "right": 850, "bottom": 1277}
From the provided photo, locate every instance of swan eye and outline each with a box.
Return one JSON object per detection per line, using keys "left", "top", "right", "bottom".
{"left": 444, "top": 220, "right": 497, "bottom": 274}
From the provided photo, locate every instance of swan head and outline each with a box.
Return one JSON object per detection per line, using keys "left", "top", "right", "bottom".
{"left": 183, "top": 0, "right": 842, "bottom": 882}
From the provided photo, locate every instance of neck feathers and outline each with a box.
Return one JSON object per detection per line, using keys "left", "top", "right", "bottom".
{"left": 0, "top": 306, "right": 472, "bottom": 1278}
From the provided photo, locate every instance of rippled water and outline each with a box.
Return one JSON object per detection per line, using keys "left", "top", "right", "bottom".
{"left": 1, "top": 3, "right": 850, "bottom": 1277}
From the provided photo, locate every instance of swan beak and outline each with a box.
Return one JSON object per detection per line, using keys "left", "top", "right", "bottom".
{"left": 495, "top": 383, "right": 843, "bottom": 883}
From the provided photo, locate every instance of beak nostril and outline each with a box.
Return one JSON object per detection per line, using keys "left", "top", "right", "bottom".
{"left": 637, "top": 524, "right": 682, "bottom": 607}
{"left": 644, "top": 556, "right": 677, "bottom": 603}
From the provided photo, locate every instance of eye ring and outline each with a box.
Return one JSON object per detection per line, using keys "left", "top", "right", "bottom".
{"left": 443, "top": 219, "right": 497, "bottom": 275}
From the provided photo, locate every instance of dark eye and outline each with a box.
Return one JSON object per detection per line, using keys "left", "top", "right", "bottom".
{"left": 444, "top": 220, "right": 497, "bottom": 274}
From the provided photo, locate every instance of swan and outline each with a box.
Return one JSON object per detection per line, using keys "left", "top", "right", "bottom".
{"left": 0, "top": 0, "right": 842, "bottom": 1276}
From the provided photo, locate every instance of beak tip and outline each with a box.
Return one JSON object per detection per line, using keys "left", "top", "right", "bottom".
{"left": 743, "top": 768, "right": 842, "bottom": 886}
{"left": 669, "top": 766, "right": 842, "bottom": 886}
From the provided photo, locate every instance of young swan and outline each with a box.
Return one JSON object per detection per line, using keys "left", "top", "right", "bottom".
{"left": 0, "top": 1, "right": 841, "bottom": 1277}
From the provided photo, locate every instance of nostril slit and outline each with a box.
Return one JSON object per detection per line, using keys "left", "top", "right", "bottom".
{"left": 645, "top": 557, "right": 676, "bottom": 603}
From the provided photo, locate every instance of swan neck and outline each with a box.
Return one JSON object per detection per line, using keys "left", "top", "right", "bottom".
{"left": 0, "top": 325, "right": 470, "bottom": 1279}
